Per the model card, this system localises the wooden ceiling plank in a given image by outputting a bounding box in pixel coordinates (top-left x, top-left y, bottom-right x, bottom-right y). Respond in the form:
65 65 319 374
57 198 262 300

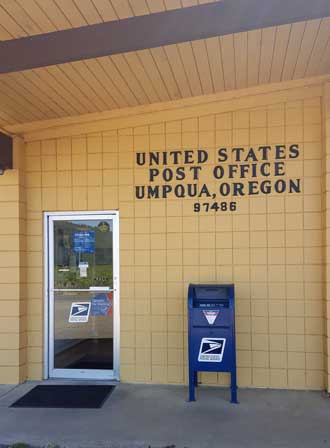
305 18 330 77
205 36 225 92
220 34 236 91
145 0 166 13
53 0 87 27
258 27 276 85
84 58 128 107
164 44 192 98
57 63 104 112
2 74 56 119
7 77 325 137
234 31 248 90
0 97 40 124
34 0 72 30
128 0 150 16
0 4 27 38
318 32 330 75
0 84 40 122
32 67 88 115
150 46 181 100
6 72 61 118
247 29 261 87
90 0 118 21
24 68 77 115
21 81 71 118
72 0 103 25
110 0 133 19
15 0 57 33
136 49 170 102
111 53 149 104
70 60 116 109
177 41 203 97
163 0 181 10
0 0 42 35
0 108 21 125
182 0 198 6
46 65 100 113
281 22 306 81
97 56 139 107
0 23 13 40
294 19 322 79
124 51 160 103
270 24 291 83
0 111 16 126
192 40 214 94
0 75 48 120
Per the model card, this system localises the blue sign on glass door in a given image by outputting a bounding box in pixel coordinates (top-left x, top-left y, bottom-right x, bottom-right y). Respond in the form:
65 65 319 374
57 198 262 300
73 231 95 254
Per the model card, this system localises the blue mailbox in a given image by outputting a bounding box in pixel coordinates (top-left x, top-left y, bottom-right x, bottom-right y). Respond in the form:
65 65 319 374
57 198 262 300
188 283 238 403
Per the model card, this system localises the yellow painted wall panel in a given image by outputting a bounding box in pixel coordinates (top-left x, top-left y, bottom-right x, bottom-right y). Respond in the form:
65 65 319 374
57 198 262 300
0 334 22 351
27 363 43 380
0 366 21 384
0 252 20 268
0 349 25 367
12 80 329 389
0 139 26 383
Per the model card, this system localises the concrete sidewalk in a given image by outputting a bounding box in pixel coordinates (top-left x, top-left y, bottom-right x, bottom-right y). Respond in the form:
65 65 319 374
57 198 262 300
0 382 329 448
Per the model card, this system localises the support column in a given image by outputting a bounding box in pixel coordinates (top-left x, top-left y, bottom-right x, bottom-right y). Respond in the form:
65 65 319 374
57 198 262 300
0 136 26 384
323 82 330 392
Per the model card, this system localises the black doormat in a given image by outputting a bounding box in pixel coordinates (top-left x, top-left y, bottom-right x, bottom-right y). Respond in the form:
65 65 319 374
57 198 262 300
10 385 115 408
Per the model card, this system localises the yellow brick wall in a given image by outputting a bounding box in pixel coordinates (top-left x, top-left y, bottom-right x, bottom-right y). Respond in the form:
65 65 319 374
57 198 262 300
0 137 26 384
323 82 330 391
22 84 325 389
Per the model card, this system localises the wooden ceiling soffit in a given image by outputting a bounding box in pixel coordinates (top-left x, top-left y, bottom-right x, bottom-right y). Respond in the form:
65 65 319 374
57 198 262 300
0 0 330 74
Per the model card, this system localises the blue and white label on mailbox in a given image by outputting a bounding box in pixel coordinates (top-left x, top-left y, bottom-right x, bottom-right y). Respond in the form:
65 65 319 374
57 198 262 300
198 338 226 362
73 231 95 254
203 310 219 325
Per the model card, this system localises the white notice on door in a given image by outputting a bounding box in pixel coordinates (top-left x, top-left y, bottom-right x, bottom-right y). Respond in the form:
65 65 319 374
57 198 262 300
79 261 89 278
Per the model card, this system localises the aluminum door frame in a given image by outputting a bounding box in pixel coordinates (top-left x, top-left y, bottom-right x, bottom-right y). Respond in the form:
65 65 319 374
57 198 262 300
44 211 120 380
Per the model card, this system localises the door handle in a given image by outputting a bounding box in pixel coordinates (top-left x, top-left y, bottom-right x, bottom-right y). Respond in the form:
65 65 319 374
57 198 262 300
52 288 113 292
89 287 113 292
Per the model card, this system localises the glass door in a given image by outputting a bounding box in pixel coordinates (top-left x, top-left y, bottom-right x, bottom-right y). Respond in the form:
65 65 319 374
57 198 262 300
46 212 119 380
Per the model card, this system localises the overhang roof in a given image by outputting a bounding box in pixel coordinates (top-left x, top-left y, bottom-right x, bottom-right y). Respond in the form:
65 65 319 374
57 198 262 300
0 0 329 132
0 0 220 40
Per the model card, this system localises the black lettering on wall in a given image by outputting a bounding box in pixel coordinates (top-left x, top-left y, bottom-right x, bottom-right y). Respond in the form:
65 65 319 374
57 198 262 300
135 145 302 201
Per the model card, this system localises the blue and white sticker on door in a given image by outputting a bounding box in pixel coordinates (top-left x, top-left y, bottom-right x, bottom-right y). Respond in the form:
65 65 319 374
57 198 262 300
68 294 112 323
69 302 91 323
91 293 113 316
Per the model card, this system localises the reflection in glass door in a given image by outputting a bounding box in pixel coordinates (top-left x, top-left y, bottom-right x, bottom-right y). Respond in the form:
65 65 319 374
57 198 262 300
45 212 119 380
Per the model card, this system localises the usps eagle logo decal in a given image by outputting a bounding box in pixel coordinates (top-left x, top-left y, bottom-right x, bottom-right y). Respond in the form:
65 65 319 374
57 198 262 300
198 338 226 362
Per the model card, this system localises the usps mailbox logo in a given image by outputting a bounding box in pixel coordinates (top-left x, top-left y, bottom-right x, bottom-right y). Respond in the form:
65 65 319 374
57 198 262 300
69 302 91 323
198 338 226 362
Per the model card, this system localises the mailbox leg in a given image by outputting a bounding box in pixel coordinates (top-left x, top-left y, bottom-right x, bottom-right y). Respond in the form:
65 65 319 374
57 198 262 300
230 370 238 404
194 371 198 387
189 368 196 401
